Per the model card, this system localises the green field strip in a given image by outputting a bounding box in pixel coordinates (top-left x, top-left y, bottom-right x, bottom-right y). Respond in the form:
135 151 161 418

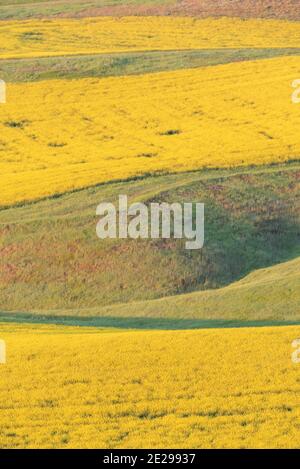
0 0 174 20
1 48 300 82
1 312 300 330
0 162 299 317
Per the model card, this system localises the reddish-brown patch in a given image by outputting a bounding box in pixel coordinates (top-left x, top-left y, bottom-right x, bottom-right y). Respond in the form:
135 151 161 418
54 1 300 20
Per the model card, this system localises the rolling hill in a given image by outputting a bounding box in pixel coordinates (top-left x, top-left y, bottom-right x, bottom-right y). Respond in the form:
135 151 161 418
0 163 299 319
91 255 300 324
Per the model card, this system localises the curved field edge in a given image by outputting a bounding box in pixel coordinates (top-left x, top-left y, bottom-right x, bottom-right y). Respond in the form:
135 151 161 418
1 56 300 206
0 323 299 448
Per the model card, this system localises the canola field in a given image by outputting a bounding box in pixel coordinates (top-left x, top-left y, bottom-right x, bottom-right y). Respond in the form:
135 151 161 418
2 17 300 59
0 323 299 448
1 8 299 451
1 56 300 205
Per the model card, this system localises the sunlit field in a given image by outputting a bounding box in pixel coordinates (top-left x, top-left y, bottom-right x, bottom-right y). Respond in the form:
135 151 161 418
0 323 299 448
1 56 300 206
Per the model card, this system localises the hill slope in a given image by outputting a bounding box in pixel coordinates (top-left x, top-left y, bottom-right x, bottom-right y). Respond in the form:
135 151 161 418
92 255 300 323
0 163 299 315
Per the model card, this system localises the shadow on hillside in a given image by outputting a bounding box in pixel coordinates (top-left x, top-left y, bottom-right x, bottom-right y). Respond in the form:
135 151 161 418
0 312 299 330
0 163 299 312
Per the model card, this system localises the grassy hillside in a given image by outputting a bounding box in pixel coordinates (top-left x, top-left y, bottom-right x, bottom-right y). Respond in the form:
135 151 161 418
0 163 299 314
89 256 300 323
0 0 299 21
2 255 299 326
0 0 175 20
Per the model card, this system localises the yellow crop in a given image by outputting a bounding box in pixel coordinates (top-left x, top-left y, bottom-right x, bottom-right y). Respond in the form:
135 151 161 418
0 323 299 448
1 17 300 59
1 56 300 206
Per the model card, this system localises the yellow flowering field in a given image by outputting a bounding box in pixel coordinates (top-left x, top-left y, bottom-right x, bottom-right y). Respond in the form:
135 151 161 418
0 322 299 448
1 17 300 59
1 56 300 205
